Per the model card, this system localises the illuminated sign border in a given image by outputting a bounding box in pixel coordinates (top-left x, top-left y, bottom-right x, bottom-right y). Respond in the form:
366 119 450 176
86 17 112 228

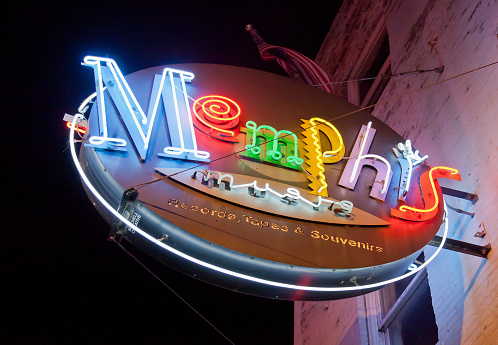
69 115 449 293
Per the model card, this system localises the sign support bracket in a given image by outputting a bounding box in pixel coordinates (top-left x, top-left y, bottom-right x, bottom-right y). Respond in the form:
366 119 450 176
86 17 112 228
441 186 479 204
428 235 491 258
430 186 489 257
109 188 139 243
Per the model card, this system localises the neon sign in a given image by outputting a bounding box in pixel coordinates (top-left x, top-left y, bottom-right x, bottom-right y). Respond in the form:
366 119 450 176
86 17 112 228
77 55 454 217
338 122 393 202
83 56 209 162
239 121 303 170
67 58 461 300
301 117 345 197
393 140 428 202
391 166 461 221
69 116 452 294
192 95 241 142
77 56 455 215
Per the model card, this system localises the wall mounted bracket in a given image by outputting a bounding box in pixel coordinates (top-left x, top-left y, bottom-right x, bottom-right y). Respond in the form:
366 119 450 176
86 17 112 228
109 188 139 243
475 222 487 238
441 186 479 204
429 235 491 258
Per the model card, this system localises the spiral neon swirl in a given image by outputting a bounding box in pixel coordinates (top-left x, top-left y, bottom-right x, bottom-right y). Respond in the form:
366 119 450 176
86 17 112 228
192 95 241 141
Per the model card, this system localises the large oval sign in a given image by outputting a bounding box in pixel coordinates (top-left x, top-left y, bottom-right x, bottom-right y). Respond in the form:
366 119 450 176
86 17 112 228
72 58 457 300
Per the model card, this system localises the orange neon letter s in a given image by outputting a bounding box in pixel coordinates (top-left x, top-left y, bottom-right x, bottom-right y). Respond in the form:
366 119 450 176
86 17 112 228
391 166 461 221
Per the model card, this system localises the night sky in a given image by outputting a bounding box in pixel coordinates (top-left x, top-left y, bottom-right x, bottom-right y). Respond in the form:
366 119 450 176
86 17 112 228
6 1 343 344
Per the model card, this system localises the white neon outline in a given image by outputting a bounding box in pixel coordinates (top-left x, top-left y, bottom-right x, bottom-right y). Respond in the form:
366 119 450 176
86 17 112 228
180 72 199 152
77 90 103 114
396 140 428 193
70 114 448 292
204 171 351 212
350 122 391 194
84 56 143 148
350 122 371 183
161 69 210 160
83 57 208 160
169 71 185 150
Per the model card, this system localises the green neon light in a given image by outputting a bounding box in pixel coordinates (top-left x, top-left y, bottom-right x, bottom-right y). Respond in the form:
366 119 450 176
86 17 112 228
240 121 303 170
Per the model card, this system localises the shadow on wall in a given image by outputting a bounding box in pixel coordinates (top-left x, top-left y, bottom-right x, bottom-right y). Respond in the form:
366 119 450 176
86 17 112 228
427 202 487 345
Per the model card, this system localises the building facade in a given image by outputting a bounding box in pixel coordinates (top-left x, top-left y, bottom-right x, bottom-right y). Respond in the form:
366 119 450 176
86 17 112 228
295 0 498 344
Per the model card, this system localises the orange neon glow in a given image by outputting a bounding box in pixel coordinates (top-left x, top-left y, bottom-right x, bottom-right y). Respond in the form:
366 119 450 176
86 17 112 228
391 166 461 222
66 122 87 134
192 95 241 142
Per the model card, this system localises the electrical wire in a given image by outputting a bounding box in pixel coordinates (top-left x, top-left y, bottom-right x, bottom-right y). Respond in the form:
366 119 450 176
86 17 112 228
312 66 445 87
112 238 236 345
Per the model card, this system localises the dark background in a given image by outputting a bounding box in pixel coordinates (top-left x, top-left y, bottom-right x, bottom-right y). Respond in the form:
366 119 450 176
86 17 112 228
5 1 343 343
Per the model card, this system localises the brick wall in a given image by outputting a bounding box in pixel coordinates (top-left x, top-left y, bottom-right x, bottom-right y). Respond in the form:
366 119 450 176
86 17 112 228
296 0 498 344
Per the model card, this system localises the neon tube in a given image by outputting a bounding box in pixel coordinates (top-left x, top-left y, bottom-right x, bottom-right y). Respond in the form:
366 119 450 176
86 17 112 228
66 121 87 134
77 91 101 114
309 117 344 157
84 57 207 161
203 170 351 212
359 154 392 194
70 114 449 292
396 140 428 194
309 122 328 193
161 69 210 161
400 167 458 216
392 166 460 221
301 117 344 196
192 95 241 138
349 122 391 194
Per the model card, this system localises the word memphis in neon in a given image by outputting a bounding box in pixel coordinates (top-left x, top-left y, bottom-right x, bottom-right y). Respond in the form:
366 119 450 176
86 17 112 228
70 56 460 222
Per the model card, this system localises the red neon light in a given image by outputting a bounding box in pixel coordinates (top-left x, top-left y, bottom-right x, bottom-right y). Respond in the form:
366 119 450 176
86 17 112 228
192 95 241 142
66 122 87 134
391 166 461 221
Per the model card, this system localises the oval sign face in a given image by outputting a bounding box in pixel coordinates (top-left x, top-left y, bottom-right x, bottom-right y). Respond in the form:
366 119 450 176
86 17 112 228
78 60 451 300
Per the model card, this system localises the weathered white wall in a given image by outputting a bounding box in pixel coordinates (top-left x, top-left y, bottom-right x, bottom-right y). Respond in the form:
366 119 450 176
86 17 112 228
315 0 390 99
378 1 498 344
294 299 361 344
296 0 498 344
